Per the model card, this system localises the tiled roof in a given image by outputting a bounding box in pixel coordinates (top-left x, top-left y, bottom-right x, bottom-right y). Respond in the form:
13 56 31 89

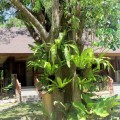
82 30 120 56
0 27 119 55
84 45 120 56
0 27 34 53
94 47 120 54
84 44 120 53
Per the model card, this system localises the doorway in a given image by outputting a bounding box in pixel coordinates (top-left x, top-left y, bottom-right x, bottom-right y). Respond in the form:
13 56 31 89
14 61 26 86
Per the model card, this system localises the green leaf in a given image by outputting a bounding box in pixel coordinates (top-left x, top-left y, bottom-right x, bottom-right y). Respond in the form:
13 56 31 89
55 31 66 48
48 77 72 92
51 64 58 74
71 55 79 66
56 77 63 88
62 78 72 87
44 62 51 74
73 102 87 113
50 44 57 64
67 44 79 55
73 102 87 117
64 46 71 68
71 15 80 29
82 93 93 104
55 39 61 48
92 95 119 117
48 86 57 92
48 78 57 85
93 108 109 117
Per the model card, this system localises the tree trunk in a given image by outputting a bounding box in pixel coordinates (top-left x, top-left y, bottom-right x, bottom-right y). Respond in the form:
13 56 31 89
53 90 64 120
72 74 81 102
41 91 53 119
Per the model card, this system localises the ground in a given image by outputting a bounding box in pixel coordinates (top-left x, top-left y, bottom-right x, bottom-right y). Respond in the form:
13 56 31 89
108 97 120 120
0 101 120 120
0 102 44 120
0 84 120 120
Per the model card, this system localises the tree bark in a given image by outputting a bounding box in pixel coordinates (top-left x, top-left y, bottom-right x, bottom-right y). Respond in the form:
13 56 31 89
50 0 60 42
53 90 64 120
41 92 53 119
72 73 81 102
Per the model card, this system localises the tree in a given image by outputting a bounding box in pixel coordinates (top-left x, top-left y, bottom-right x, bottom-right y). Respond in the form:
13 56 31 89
1 0 120 119
0 17 25 27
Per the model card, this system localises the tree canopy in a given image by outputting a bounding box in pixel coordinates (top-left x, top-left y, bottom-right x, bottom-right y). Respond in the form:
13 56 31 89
0 0 120 50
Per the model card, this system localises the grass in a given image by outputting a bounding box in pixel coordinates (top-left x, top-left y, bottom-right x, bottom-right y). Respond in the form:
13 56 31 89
0 97 120 120
0 102 46 120
0 103 15 109
110 106 120 120
117 95 120 100
108 99 120 120
105 107 120 120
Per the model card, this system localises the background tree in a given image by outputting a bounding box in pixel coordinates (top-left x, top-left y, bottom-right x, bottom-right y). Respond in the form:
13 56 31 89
1 0 120 119
0 17 25 27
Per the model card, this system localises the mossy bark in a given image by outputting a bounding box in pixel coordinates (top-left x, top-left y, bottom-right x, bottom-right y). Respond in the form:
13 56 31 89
41 92 53 119
72 74 81 102
53 90 64 120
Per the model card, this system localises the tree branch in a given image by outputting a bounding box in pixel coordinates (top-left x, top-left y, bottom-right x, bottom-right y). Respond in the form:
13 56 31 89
11 0 48 41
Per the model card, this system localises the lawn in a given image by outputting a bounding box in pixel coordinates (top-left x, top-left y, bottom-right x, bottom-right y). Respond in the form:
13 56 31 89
110 104 120 120
0 99 120 120
0 103 14 110
108 99 120 120
0 102 45 120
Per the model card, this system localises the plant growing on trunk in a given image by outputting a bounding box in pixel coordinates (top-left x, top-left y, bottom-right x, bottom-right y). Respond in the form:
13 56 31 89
1 0 119 119
48 77 73 92
29 33 119 119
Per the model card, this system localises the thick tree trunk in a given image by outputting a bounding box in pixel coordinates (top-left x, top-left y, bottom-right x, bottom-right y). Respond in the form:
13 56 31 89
53 64 76 119
53 90 64 120
72 74 81 102
41 92 53 119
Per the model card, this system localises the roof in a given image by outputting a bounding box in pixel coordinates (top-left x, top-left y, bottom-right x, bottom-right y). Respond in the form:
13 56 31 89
0 27 119 55
0 27 34 53
94 47 120 54
84 45 120 56
81 31 120 56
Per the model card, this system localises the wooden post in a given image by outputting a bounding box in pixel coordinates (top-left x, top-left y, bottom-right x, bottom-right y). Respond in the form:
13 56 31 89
15 75 22 102
107 76 114 94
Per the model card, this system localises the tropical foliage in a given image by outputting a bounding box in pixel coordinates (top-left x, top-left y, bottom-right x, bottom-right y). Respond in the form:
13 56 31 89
28 32 119 119
0 0 120 119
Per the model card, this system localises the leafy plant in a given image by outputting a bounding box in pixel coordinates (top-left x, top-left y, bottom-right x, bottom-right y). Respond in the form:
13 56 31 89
29 34 118 119
67 95 119 120
48 77 72 92
91 95 119 117
3 83 13 93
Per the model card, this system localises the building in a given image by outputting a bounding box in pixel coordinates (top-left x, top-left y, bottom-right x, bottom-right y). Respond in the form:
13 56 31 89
82 30 120 83
0 27 34 89
95 48 120 83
